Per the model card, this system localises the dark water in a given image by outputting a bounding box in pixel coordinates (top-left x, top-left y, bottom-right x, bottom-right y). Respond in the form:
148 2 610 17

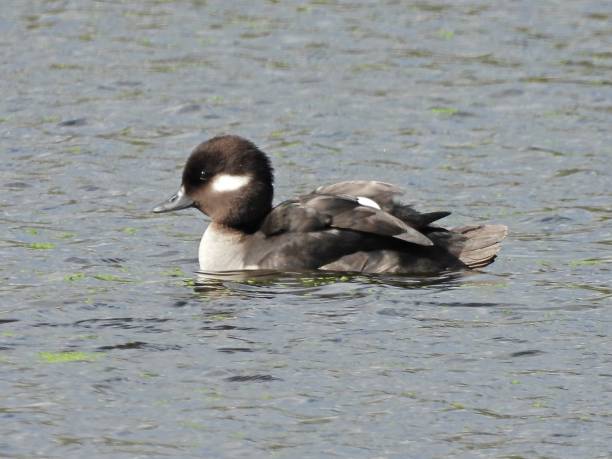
2 1 611 457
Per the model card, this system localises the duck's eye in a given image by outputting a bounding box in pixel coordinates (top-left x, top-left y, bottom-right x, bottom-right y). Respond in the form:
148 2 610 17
199 170 207 181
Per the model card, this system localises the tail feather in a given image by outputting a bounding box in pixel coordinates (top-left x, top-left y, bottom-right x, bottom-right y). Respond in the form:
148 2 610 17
392 205 451 229
452 224 508 269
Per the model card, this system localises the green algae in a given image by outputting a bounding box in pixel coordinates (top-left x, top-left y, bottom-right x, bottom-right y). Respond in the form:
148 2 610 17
64 273 86 282
39 351 101 363
431 107 459 115
26 242 56 250
93 274 132 283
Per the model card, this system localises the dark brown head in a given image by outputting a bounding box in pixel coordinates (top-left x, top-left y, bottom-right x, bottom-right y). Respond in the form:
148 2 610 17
153 135 274 232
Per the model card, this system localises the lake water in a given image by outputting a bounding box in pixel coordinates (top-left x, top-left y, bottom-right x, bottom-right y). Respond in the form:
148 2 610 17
2 1 611 458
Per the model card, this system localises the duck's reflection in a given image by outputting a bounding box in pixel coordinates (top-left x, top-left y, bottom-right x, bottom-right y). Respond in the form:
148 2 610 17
191 268 470 301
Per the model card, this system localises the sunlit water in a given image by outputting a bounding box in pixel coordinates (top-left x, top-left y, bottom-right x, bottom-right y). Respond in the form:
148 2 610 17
1 1 611 458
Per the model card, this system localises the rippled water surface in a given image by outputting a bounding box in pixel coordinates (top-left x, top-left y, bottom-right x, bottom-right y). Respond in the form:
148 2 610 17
2 1 611 458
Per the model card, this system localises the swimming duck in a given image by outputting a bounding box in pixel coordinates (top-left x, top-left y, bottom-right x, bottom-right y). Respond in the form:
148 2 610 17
153 135 507 273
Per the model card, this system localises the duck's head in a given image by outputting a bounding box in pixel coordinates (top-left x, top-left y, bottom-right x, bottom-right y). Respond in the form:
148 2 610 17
153 135 274 232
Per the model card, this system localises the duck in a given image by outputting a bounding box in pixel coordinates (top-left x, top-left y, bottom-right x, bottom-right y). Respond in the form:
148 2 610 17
153 135 508 274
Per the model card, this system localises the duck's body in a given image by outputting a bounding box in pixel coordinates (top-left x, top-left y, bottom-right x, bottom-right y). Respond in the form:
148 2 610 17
154 135 507 274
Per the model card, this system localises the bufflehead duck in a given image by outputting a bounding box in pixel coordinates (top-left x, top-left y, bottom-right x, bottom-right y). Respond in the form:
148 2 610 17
153 135 508 273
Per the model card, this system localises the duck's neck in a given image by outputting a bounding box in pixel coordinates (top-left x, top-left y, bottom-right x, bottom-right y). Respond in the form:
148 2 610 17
215 182 273 234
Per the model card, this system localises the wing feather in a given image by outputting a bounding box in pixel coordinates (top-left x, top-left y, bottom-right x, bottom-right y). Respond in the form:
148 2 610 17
260 194 432 246
314 181 450 229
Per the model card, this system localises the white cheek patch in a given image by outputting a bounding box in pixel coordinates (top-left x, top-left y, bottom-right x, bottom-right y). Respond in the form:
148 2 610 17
211 174 251 192
356 196 381 210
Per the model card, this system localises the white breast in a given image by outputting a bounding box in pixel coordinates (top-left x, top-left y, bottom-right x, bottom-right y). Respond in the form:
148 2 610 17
198 224 247 271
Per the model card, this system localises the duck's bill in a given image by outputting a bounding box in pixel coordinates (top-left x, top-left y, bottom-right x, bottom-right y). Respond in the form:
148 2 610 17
152 186 195 213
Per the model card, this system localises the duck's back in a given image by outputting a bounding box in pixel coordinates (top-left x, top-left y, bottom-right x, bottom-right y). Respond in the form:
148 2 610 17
227 182 508 274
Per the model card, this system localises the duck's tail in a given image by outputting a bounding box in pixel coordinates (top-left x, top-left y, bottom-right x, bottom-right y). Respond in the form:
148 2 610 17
452 224 508 269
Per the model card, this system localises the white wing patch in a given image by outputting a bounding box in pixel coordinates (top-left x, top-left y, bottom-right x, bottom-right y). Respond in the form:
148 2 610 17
356 196 381 210
211 174 251 192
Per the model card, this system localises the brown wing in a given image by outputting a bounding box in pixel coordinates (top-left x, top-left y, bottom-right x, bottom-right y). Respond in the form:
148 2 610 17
259 200 330 236
260 194 433 246
314 180 403 208
314 180 450 229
